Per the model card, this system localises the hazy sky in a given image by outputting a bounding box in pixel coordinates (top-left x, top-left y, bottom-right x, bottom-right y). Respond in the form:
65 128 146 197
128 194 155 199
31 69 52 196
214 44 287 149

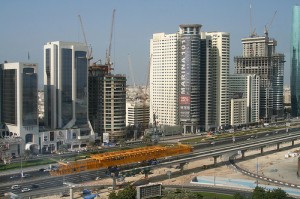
0 0 297 88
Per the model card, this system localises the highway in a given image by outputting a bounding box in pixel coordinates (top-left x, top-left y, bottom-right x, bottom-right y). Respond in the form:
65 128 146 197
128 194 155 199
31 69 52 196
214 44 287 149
0 127 299 197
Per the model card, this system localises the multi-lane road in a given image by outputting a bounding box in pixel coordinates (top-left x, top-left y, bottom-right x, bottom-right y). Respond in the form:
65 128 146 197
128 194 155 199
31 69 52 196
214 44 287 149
1 126 300 197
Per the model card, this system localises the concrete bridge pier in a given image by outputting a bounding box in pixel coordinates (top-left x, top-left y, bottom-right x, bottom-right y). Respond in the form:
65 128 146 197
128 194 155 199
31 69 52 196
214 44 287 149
69 187 73 199
179 162 187 174
277 143 280 151
241 150 247 159
260 146 264 154
111 173 117 190
213 156 219 166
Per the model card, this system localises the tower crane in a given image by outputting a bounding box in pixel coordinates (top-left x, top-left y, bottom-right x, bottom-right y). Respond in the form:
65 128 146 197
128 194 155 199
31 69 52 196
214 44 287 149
78 15 93 60
264 10 277 36
105 9 116 71
127 54 136 87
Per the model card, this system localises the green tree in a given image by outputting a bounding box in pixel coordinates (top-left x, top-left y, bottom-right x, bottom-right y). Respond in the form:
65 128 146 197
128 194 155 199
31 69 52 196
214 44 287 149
23 149 31 160
142 133 152 145
161 190 203 199
108 191 118 199
234 192 246 199
267 188 289 199
252 186 266 199
108 185 136 199
118 185 136 199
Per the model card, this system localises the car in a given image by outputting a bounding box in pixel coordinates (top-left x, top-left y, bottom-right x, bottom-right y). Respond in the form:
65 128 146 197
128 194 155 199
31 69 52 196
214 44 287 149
95 177 102 181
31 184 39 189
21 187 31 192
39 168 46 172
10 175 18 179
11 185 21 190
22 174 31 178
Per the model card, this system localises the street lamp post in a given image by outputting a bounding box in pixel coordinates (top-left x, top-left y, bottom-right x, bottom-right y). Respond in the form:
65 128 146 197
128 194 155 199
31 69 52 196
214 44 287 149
256 157 259 187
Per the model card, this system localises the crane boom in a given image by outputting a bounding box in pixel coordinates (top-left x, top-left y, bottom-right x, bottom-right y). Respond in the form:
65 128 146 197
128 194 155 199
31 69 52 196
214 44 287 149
264 10 277 35
78 15 92 60
106 9 116 68
128 54 136 87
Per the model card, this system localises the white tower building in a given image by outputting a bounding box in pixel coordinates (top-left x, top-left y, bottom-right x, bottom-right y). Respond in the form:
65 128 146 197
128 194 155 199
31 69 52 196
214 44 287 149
150 33 179 127
206 32 230 129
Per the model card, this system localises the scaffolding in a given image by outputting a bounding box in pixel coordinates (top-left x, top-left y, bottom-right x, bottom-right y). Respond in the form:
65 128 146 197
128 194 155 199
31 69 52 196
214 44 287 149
50 144 192 176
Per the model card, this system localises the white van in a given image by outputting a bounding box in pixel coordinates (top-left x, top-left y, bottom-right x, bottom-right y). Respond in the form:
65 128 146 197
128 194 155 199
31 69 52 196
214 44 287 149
11 185 21 190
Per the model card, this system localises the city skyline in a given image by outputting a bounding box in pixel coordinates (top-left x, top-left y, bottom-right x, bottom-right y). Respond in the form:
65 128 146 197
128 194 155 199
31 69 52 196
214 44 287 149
0 0 297 88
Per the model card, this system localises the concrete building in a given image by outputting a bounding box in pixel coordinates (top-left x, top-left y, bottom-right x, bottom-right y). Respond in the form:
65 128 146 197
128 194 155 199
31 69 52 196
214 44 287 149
88 64 126 143
229 74 260 124
205 32 230 130
150 32 179 127
102 74 126 143
150 25 230 132
235 32 285 122
0 62 39 156
43 41 93 151
284 87 291 105
126 101 149 127
291 5 300 117
230 98 248 126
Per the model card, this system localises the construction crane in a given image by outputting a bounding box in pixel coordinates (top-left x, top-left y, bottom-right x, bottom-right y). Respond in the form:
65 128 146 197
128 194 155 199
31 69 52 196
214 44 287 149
105 9 116 71
264 10 277 36
50 144 192 176
78 15 93 60
141 54 152 130
127 54 136 87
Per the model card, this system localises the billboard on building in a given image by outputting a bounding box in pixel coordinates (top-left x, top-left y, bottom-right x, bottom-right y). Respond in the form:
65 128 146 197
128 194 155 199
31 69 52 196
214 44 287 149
179 36 191 121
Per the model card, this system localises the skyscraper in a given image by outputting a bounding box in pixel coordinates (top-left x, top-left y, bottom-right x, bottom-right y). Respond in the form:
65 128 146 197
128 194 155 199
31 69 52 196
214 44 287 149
205 32 230 130
235 32 284 122
150 25 229 132
291 5 300 117
44 41 92 137
0 62 39 148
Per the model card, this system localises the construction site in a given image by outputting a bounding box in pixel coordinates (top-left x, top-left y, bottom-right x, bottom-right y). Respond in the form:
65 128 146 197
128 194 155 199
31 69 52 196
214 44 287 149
50 144 192 176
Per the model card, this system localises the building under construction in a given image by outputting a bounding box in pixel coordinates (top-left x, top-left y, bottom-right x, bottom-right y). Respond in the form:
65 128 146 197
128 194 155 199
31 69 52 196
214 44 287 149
88 64 126 144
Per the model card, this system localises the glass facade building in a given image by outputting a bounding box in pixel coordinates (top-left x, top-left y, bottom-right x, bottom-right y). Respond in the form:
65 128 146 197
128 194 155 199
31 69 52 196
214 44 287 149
0 62 39 145
291 5 300 117
43 41 91 138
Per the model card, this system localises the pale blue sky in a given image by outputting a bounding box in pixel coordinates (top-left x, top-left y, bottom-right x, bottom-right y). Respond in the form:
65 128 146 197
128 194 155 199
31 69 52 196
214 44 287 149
0 0 297 88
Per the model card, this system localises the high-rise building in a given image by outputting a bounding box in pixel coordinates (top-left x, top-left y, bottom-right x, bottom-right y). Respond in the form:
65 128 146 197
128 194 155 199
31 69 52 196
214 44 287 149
44 41 92 139
234 33 284 122
229 74 260 124
291 5 300 117
150 25 229 132
205 32 230 130
150 32 179 127
88 64 126 143
0 62 39 150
